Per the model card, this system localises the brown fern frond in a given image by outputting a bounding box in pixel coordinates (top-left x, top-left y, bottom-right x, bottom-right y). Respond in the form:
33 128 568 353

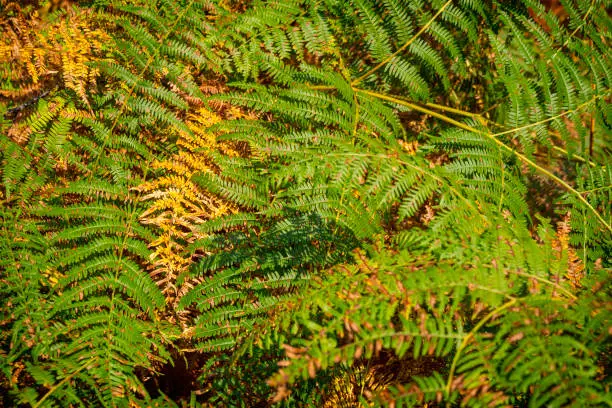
553 212 585 289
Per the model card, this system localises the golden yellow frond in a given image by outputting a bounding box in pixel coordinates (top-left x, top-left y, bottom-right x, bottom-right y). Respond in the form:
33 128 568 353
0 6 108 106
139 107 238 304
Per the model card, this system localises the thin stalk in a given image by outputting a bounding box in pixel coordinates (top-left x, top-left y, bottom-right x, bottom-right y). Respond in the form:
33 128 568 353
551 146 596 167
34 360 94 408
490 95 604 137
423 104 598 167
510 271 578 301
421 101 482 118
445 298 517 396
355 88 612 233
550 0 596 61
487 136 611 233
351 0 453 86
355 88 479 133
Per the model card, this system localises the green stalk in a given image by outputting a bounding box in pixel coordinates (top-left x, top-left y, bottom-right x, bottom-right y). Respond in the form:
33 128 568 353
355 88 612 233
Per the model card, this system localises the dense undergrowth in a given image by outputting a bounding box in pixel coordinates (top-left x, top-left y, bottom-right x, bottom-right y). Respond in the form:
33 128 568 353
0 0 610 406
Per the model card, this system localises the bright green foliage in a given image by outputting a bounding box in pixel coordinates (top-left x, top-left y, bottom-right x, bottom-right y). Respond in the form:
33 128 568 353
259 222 610 407
1 0 610 407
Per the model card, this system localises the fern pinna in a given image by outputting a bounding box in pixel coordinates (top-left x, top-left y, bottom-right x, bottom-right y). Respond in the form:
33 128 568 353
1 0 611 407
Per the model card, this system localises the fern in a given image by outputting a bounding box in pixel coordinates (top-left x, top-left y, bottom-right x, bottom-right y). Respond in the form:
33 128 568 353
261 217 609 407
1 0 610 406
180 0 611 405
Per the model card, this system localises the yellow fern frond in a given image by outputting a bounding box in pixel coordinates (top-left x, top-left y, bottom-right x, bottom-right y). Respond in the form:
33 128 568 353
0 6 108 106
139 107 238 304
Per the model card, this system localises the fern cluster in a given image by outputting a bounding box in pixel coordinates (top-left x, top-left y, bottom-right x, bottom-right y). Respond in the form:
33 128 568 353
1 0 216 405
1 0 610 406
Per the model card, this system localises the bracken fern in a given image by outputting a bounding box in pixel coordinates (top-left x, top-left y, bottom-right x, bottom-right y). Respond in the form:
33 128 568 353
1 0 610 406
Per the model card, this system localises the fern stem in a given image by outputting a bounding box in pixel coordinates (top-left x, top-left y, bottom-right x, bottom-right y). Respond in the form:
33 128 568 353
419 108 597 167
509 271 578 300
580 185 612 194
551 146 596 167
489 95 606 138
355 89 612 233
445 298 517 397
351 0 453 86
355 88 482 133
423 105 597 167
487 138 611 233
420 101 481 119
34 360 94 408
307 85 336 91
550 0 596 61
